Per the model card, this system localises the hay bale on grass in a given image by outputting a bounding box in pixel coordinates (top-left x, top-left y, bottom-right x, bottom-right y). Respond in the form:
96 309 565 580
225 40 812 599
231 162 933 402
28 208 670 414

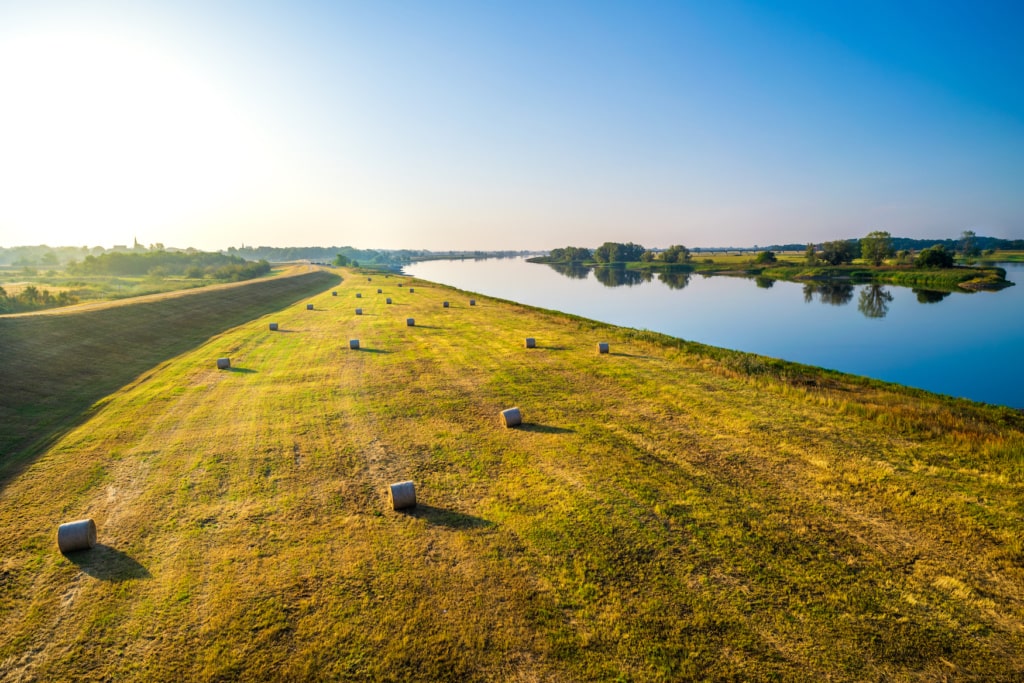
407 318 415 326
598 342 610 354
409 288 414 293
306 303 314 310
349 339 360 350
217 358 231 369
269 323 279 331
332 291 338 296
525 337 536 348
388 481 416 510
57 519 96 553
443 301 450 308
501 407 522 428
386 297 392 304
356 292 362 298
377 288 383 294
470 299 476 306
356 308 363 315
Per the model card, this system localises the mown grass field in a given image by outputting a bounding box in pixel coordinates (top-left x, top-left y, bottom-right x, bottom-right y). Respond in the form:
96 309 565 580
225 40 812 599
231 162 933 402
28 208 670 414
1 267 1022 681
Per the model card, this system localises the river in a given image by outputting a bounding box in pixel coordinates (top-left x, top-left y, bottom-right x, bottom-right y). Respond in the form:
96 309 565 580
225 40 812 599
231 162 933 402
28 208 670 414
404 257 1024 409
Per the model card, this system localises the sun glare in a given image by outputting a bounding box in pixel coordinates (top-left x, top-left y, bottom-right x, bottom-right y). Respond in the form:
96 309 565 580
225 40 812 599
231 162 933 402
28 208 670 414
0 29 267 246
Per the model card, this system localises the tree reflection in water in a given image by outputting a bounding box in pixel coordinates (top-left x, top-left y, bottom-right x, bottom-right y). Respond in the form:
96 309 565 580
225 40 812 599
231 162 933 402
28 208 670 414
545 262 591 279
802 282 855 306
754 276 775 289
858 284 894 318
658 270 691 290
913 288 951 304
592 266 651 287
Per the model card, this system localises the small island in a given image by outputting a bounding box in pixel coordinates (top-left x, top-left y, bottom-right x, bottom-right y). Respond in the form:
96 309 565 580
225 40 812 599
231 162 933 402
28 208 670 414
529 231 1016 292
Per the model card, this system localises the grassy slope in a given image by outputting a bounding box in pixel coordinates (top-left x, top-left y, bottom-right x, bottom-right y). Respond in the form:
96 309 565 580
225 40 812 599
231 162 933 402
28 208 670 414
0 266 341 475
1 269 1022 681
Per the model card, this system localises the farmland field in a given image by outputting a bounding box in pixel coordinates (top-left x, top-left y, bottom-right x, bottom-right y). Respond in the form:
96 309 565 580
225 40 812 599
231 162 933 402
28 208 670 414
1 267 1022 681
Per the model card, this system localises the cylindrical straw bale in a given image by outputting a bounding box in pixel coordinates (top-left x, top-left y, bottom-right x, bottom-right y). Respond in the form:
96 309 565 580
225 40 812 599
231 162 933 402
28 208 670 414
368 277 372 281
443 301 450 308
269 323 279 331
598 342 610 354
469 299 476 306
501 407 522 428
349 339 360 350
377 288 383 294
525 337 536 348
217 358 231 369
355 308 363 315
356 292 362 298
306 303 314 310
332 291 338 296
388 481 417 510
409 288 414 293
386 297 392 304
57 519 97 553
407 318 415 326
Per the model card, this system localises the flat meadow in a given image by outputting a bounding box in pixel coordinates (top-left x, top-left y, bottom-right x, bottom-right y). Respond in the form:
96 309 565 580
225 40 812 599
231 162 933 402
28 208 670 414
1 267 1022 681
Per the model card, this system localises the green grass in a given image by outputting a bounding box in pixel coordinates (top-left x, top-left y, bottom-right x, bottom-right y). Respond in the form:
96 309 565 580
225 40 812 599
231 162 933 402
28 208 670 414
1 269 1022 681
0 266 340 475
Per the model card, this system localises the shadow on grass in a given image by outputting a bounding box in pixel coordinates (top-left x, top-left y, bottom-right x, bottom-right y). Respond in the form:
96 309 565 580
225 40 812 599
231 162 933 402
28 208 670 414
272 329 301 333
519 423 576 434
409 324 443 329
542 345 570 351
228 367 258 374
399 504 493 529
610 352 653 359
65 544 152 582
356 348 391 354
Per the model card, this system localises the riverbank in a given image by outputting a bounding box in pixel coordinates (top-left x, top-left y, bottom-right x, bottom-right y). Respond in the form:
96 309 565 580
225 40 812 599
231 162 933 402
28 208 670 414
1 267 1022 680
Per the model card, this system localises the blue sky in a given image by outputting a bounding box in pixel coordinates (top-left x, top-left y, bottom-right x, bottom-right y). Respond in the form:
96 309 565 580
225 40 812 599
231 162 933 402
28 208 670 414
0 0 1021 250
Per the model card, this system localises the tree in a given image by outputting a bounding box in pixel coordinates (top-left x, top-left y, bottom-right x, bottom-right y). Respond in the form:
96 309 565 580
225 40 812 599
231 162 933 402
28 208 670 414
333 253 351 267
753 250 777 264
860 231 893 266
961 230 980 257
915 245 955 268
820 240 854 265
804 243 818 265
593 242 645 263
661 244 690 263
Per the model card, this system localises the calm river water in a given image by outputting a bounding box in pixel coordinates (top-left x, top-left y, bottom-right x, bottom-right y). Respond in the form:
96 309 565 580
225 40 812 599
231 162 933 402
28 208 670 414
404 257 1024 409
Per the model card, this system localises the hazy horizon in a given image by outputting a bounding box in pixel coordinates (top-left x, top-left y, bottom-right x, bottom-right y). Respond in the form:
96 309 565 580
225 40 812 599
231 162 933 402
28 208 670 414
2 1 1022 251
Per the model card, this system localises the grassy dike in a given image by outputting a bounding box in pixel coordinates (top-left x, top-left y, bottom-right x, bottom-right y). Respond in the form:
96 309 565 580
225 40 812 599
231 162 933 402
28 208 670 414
1 268 1022 681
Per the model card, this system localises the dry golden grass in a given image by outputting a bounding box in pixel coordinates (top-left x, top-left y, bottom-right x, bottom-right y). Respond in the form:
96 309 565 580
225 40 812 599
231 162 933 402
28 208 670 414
1 268 1022 681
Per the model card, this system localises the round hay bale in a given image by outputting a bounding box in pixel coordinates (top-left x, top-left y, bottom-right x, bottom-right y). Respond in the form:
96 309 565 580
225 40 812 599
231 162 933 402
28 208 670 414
356 292 362 298
388 481 416 510
409 288 414 293
306 303 314 310
443 301 450 308
368 277 372 281
332 291 338 296
386 297 392 304
217 357 231 369
501 407 522 428
407 318 415 326
469 299 476 306
269 323 279 331
349 339 360 350
377 288 383 294
355 308 363 315
598 342 610 354
525 337 536 348
57 518 97 554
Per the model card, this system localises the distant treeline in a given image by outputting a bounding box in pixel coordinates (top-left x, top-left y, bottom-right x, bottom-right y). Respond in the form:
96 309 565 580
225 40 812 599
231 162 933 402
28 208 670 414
763 236 1024 253
226 246 533 267
68 251 271 281
0 285 78 314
